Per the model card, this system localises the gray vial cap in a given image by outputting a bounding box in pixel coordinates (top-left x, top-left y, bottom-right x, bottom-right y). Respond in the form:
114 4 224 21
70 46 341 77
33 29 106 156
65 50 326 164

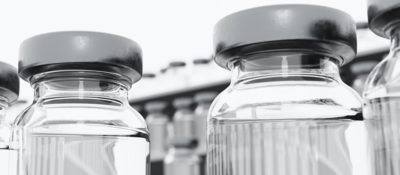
19 31 143 83
142 73 156 78
160 68 168 74
368 0 400 38
214 4 357 70
193 58 211 65
169 61 186 67
0 62 19 103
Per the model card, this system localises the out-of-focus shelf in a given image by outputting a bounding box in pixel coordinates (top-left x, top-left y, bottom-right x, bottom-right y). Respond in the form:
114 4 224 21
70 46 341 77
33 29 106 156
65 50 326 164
129 78 230 104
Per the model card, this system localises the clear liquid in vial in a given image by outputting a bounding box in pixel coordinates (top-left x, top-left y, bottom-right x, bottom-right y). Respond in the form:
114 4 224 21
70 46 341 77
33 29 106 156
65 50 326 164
0 148 18 175
364 97 400 175
0 121 17 175
22 133 149 175
208 106 366 175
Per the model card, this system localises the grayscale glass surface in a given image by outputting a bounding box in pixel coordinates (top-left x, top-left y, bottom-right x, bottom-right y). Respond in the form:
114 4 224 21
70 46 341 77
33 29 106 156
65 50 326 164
11 71 149 175
208 53 365 175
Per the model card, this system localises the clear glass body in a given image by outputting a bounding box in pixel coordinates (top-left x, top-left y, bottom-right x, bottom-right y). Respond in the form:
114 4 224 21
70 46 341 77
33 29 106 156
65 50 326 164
146 111 168 161
0 98 10 148
363 31 400 175
164 147 200 175
11 71 149 175
0 98 15 175
207 52 365 175
194 102 210 155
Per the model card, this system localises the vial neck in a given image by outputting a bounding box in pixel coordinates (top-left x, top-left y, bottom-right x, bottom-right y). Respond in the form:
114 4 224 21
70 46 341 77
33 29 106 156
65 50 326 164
31 71 132 102
229 52 341 84
390 29 400 53
0 97 8 119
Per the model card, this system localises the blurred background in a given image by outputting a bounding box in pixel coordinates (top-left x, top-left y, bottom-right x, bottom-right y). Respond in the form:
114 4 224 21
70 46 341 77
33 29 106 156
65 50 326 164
0 1 390 175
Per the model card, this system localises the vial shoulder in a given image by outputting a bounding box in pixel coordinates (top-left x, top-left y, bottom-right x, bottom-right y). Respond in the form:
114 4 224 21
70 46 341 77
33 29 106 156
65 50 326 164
13 101 148 133
209 81 362 120
364 57 400 99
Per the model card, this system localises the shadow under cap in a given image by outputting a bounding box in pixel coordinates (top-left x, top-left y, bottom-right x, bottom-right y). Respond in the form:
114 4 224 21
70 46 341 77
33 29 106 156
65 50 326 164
0 62 19 103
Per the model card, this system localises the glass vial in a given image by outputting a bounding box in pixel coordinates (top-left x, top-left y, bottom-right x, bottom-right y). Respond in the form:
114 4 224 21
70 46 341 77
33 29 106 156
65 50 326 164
164 97 200 175
194 92 218 155
172 97 196 141
13 31 149 175
0 62 19 175
365 1 400 174
145 101 169 161
164 139 200 175
208 5 364 175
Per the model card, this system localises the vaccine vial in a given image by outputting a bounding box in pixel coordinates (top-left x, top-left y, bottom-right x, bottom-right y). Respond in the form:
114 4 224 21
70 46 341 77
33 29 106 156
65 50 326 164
208 5 364 175
164 97 200 175
365 0 400 174
194 92 218 155
13 31 149 175
0 62 19 175
172 97 196 141
145 101 169 161
164 138 200 175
